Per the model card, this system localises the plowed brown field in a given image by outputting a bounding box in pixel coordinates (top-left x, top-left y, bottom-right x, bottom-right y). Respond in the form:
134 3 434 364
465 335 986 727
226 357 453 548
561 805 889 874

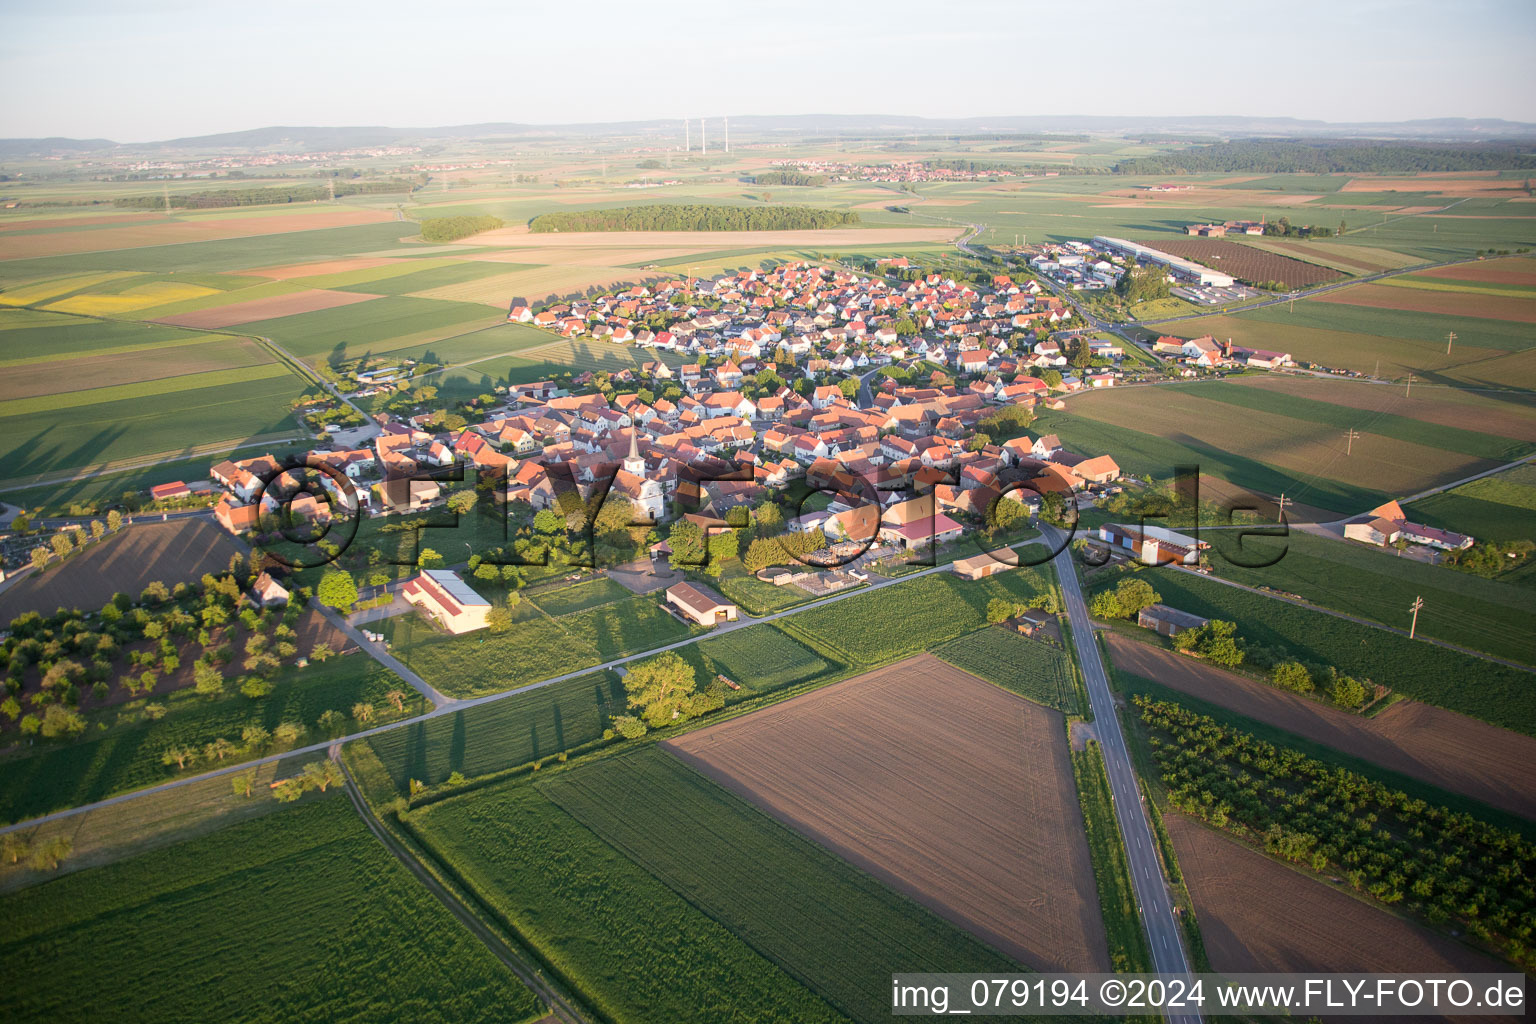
1167 815 1515 1023
1411 257 1536 287
666 653 1109 973
154 288 380 328
1110 636 1536 819
1313 282 1536 322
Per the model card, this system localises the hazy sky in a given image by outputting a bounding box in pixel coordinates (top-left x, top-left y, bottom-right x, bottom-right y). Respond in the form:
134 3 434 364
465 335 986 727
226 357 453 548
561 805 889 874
4 0 1534 140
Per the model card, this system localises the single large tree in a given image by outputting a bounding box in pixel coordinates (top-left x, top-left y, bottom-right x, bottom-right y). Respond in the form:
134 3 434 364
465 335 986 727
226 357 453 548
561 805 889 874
316 570 359 612
623 651 698 728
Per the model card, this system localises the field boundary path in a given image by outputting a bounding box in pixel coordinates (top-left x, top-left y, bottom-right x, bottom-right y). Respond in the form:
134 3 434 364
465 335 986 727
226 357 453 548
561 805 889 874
315 604 456 706
1047 525 1202 1023
333 748 592 1024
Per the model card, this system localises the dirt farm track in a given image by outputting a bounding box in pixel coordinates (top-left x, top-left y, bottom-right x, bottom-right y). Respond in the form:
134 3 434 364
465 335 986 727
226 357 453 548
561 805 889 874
1109 636 1536 820
666 653 1110 973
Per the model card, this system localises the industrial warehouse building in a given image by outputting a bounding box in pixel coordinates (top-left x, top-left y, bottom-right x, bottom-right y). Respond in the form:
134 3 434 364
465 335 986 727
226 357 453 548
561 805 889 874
1092 236 1236 288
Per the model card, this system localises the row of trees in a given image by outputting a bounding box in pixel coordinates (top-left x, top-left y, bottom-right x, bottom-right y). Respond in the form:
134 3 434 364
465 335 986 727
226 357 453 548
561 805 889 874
610 650 727 736
112 179 413 209
528 204 860 233
419 215 504 242
1114 141 1536 175
1139 696 1536 967
752 170 826 186
26 509 125 573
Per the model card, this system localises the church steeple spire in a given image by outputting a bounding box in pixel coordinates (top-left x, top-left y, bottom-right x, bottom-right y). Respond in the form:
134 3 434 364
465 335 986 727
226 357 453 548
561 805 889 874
622 428 645 476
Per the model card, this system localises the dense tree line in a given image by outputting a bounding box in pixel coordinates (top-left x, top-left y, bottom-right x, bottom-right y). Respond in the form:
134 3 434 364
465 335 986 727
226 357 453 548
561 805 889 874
1139 696 1535 968
752 171 827 186
1115 262 1171 303
420 215 504 242
528 204 860 233
1114 141 1536 175
112 178 414 209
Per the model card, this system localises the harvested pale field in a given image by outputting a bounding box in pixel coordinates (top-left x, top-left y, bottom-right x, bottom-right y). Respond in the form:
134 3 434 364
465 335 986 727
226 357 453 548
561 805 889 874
1167 816 1516 1024
245 257 403 280
1111 637 1536 820
1414 256 1536 287
1067 386 1495 497
1096 189 1323 207
0 519 244 623
666 654 1109 973
468 246 687 267
154 288 381 328
462 225 962 249
1313 282 1536 322
420 265 662 307
1235 375 1536 443
0 208 395 260
851 198 975 209
0 337 273 401
1239 238 1417 273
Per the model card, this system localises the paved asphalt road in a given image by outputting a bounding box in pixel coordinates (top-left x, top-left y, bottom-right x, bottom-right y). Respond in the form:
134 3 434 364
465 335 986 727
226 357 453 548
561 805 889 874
1048 526 1202 1021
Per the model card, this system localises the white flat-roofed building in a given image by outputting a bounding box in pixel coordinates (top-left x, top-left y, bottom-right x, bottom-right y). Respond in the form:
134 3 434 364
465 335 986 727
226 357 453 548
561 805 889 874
1091 236 1236 288
402 568 492 634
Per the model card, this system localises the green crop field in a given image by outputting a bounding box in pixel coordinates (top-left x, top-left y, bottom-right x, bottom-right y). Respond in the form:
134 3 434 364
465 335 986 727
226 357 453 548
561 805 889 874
0 370 307 486
531 577 631 616
717 572 814 615
383 593 695 698
539 747 1023 1024
692 622 840 695
1030 408 1383 515
1106 569 1536 737
0 310 221 365
935 627 1081 713
1406 464 1536 546
0 797 542 1024
1205 531 1536 664
1192 381 1532 463
238 294 501 363
0 222 412 281
0 655 422 826
329 259 520 296
781 568 1055 666
1052 386 1502 512
403 778 849 1024
365 670 625 792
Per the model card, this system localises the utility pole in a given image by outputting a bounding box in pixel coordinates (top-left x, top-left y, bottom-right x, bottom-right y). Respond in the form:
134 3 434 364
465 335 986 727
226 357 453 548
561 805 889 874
685 119 690 153
701 118 707 157
162 181 171 215
1405 372 1416 397
724 115 729 154
1445 331 1457 355
327 176 335 201
1408 595 1424 639
1343 428 1360 455
1275 493 1292 523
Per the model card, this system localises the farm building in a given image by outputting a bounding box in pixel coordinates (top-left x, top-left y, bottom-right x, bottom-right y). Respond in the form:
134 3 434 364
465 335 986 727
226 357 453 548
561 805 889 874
402 569 492 634
665 582 738 627
1010 607 1056 637
149 481 191 502
1098 523 1207 566
1137 604 1209 637
951 549 1019 580
1344 500 1473 552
